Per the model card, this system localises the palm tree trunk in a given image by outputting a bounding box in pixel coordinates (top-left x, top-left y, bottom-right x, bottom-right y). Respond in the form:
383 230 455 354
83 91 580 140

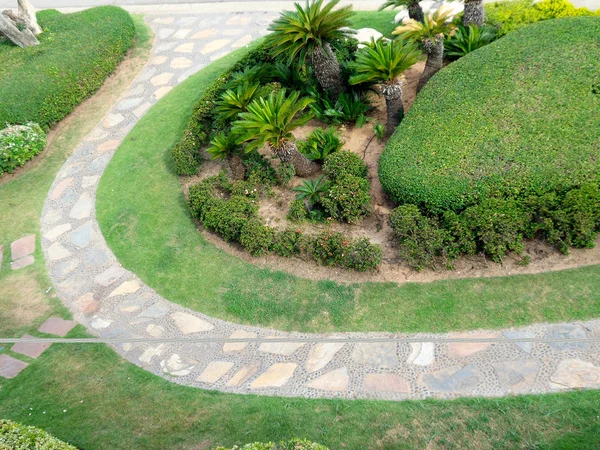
271 141 319 177
417 37 444 92
311 43 346 99
463 0 485 27
228 154 246 180
408 2 425 23
381 82 404 137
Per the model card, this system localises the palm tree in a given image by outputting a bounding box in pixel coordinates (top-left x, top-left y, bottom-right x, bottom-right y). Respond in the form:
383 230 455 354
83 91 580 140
215 82 263 121
232 89 319 177
207 132 246 180
349 38 420 136
394 6 456 92
267 0 354 98
463 0 485 27
293 175 331 211
379 0 424 23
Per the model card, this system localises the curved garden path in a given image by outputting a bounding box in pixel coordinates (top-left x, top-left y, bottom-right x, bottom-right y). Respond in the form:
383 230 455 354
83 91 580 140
40 12 600 401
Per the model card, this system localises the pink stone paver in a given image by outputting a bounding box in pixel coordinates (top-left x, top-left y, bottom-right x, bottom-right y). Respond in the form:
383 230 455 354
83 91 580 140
11 334 51 358
11 255 34 270
10 234 35 260
50 177 73 200
38 317 77 337
0 354 28 379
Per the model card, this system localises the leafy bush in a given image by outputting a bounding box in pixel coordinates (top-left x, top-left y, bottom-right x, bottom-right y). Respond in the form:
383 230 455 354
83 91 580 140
276 162 296 186
308 230 350 266
243 151 278 187
293 176 331 209
215 438 328 450
287 199 308 222
321 174 371 223
444 25 497 60
308 88 372 125
202 195 258 241
0 123 46 175
188 177 218 218
298 127 344 162
344 237 382 271
323 151 368 182
272 229 304 257
0 419 77 450
0 7 135 130
215 82 265 121
379 17 600 213
240 219 276 256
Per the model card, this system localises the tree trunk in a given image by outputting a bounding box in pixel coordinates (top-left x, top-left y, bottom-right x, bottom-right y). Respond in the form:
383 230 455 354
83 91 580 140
463 0 485 27
18 0 42 35
0 13 38 47
417 37 444 92
381 82 404 137
228 154 246 180
270 141 319 177
408 2 425 23
311 42 346 99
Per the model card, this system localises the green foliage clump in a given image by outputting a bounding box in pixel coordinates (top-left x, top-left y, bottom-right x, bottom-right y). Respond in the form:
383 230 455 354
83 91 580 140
379 17 600 213
321 174 371 223
308 230 349 266
240 219 276 256
323 151 368 181
344 237 383 271
202 195 258 242
293 176 331 209
0 7 135 130
272 229 304 257
298 127 343 162
287 199 308 222
0 419 77 450
215 438 328 450
243 152 279 187
0 123 46 175
188 177 218 218
444 25 497 60
308 90 372 126
275 162 296 186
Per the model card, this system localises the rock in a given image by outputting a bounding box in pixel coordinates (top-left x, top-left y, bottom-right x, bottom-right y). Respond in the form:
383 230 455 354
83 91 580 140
69 221 95 248
306 342 345 373
447 332 498 358
161 354 196 377
545 324 589 351
503 330 536 353
197 361 234 383
422 363 484 394
251 363 297 389
306 367 349 392
139 344 166 363
223 330 257 352
94 267 126 287
11 234 35 260
258 338 304 356
492 359 541 394
108 280 141 298
407 342 435 366
171 312 214 334
43 223 71 241
351 343 398 368
226 364 260 387
363 373 410 393
550 359 600 390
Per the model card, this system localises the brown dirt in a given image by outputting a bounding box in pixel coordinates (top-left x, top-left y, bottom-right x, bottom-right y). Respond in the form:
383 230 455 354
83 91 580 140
185 62 600 285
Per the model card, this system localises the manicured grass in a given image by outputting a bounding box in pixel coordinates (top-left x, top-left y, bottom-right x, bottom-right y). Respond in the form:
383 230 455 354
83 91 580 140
349 10 398 37
0 7 135 130
379 17 600 212
0 339 599 449
97 12 600 334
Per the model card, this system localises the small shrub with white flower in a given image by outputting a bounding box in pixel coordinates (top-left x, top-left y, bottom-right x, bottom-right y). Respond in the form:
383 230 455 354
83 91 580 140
0 123 47 175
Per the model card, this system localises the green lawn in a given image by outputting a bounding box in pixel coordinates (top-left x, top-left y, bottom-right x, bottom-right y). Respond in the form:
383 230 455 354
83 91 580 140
96 13 600 334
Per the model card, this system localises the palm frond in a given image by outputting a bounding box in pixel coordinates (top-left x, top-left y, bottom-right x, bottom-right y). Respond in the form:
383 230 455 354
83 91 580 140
393 5 456 41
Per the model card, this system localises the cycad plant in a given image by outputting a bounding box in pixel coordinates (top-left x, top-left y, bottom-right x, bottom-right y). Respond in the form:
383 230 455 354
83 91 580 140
379 0 424 23
298 127 344 162
349 38 420 136
293 175 331 211
444 24 496 60
267 0 354 98
215 82 263 121
463 0 486 27
207 131 246 180
232 89 319 177
394 6 456 92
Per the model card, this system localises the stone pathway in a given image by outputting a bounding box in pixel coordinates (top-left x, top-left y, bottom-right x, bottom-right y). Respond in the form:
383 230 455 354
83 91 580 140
37 12 600 401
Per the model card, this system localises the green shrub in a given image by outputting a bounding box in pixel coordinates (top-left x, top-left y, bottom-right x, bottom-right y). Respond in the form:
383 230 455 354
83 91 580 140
379 17 600 213
0 419 77 450
323 151 368 182
0 123 46 175
287 199 308 222
298 127 344 162
444 25 497 60
215 438 328 450
308 89 372 125
272 229 304 257
240 219 276 256
188 177 218 219
276 162 296 186
231 179 260 199
0 7 135 130
321 174 371 223
344 237 382 271
243 151 278 187
202 195 258 241
308 230 349 266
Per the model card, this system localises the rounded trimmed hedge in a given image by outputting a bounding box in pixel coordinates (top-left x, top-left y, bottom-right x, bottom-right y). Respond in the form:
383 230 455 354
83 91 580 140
0 419 77 449
379 16 600 213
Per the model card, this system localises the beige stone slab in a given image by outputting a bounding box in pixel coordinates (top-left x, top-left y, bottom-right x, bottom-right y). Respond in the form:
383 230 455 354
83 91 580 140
226 16 250 25
251 363 297 389
154 86 173 100
139 344 166 363
223 330 257 352
173 29 191 39
170 57 193 69
151 72 174 86
200 39 231 54
197 361 234 383
448 332 499 358
171 311 214 334
150 55 168 65
174 42 194 53
97 139 120 154
550 359 600 390
191 28 217 39
363 373 410 393
109 280 141 297
43 223 72 241
407 342 435 366
226 363 260 387
306 342 345 373
258 338 304 356
47 242 71 261
146 323 165 338
306 367 349 392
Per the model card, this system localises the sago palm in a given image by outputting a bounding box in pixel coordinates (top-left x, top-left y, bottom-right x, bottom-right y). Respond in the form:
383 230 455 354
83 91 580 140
207 131 246 180
215 82 263 121
293 175 331 211
267 0 353 98
349 38 420 136
232 89 319 177
379 0 424 23
394 6 456 92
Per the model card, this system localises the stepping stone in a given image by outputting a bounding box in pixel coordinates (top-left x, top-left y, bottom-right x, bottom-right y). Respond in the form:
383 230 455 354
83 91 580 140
550 359 600 390
94 267 126 287
407 342 435 366
545 324 589 351
91 316 112 330
43 223 71 241
69 221 94 248
97 139 120 153
422 363 484 394
102 113 125 128
226 16 250 26
258 339 304 356
146 323 165 338
174 42 194 53
171 312 214 334
81 176 99 189
125 84 145 97
158 28 175 39
363 373 410 394
119 294 151 313
492 358 541 394
86 127 110 141
231 34 253 48
306 367 349 392
170 57 193 69
132 102 152 118
139 344 166 363
173 29 191 39
11 234 35 260
69 192 92 220
351 343 398 368
200 39 231 54
52 258 79 279
447 332 499 358
161 354 196 377
149 55 168 65
11 335 51 358
47 242 71 261
50 178 73 200
197 361 234 383
38 317 76 337
42 209 62 225
109 280 141 297
11 256 34 270
0 354 28 379
82 245 109 267
226 363 260 387
251 363 297 389
154 86 172 100
223 330 256 352
503 330 536 353
151 72 174 86
75 293 99 315
154 43 177 54
191 28 217 39
138 302 170 319
306 342 345 373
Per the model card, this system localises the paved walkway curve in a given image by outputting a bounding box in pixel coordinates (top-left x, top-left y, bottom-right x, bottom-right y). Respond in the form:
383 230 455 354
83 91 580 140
40 12 600 401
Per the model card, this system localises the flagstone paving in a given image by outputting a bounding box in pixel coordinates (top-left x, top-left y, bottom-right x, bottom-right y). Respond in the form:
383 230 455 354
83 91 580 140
37 12 600 401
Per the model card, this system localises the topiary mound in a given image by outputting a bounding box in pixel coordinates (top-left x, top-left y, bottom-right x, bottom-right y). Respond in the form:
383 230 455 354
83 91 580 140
0 419 77 449
379 16 600 213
